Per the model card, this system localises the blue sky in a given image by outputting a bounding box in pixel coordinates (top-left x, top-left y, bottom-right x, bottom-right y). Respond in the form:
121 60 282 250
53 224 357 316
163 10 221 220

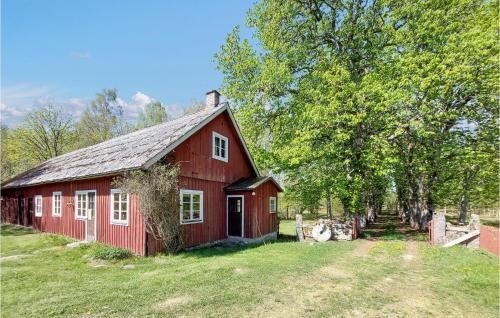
1 0 255 126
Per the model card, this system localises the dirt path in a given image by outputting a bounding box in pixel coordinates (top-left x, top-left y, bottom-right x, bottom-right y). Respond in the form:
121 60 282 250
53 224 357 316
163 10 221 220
249 213 428 317
352 240 376 257
362 212 419 240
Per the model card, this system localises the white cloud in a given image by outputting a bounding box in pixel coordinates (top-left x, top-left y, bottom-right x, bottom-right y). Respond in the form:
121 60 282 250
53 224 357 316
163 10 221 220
119 92 154 119
0 85 189 127
1 84 53 126
0 103 24 117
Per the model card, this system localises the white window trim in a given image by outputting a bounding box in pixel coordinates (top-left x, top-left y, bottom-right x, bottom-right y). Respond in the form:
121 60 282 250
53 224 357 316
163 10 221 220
110 189 129 226
52 191 62 217
74 190 93 220
180 189 204 224
269 196 277 213
212 131 229 162
34 195 43 217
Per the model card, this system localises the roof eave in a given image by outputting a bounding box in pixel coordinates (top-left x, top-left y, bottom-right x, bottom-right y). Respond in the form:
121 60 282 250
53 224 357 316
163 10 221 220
1 167 142 190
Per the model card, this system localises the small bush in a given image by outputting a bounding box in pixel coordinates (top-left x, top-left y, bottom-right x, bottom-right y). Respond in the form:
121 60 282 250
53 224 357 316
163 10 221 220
89 244 133 260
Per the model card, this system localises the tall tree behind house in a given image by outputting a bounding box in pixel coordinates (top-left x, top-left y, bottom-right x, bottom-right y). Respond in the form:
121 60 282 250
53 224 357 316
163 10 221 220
75 88 128 148
135 101 169 130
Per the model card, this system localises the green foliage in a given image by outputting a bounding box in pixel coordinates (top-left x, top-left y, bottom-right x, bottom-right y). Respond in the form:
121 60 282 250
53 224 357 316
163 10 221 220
75 88 129 148
1 105 75 181
135 101 169 130
1 88 164 182
88 243 133 260
113 163 183 253
216 0 499 224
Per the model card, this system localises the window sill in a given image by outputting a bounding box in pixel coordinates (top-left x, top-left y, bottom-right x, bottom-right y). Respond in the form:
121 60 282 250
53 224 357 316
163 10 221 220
111 221 128 226
34 215 42 218
212 155 228 163
269 211 276 214
181 220 203 225
75 217 87 221
52 214 62 218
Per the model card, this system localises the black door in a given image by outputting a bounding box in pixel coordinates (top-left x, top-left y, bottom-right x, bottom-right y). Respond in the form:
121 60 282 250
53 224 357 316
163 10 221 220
27 198 33 226
17 196 24 225
228 197 243 237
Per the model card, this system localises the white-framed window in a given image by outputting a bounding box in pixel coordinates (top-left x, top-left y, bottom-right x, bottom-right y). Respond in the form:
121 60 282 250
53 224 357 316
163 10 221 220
35 195 43 217
212 131 228 162
75 191 88 219
52 192 62 217
110 189 129 225
180 189 203 224
269 196 277 213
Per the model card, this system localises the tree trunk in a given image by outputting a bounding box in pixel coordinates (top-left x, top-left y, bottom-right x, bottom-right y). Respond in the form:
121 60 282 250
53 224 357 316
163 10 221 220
458 167 478 225
408 177 422 229
459 193 468 224
326 193 333 219
366 193 375 223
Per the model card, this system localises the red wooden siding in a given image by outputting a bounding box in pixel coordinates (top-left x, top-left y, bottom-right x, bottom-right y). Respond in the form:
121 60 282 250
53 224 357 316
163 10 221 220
179 177 228 247
174 112 255 183
247 180 279 238
1 176 146 255
167 110 258 248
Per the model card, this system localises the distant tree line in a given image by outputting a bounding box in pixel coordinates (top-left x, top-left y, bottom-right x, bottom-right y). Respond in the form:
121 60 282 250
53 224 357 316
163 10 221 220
215 0 499 228
1 88 201 182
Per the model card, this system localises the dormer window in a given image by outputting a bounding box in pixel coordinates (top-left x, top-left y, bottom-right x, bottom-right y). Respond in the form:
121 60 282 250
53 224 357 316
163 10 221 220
212 132 228 162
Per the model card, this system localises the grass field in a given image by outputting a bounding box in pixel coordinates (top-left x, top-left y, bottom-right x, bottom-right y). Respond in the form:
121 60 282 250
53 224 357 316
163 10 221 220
1 223 498 317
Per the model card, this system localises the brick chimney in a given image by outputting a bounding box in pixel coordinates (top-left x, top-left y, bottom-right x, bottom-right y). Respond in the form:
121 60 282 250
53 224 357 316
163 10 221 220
206 90 220 108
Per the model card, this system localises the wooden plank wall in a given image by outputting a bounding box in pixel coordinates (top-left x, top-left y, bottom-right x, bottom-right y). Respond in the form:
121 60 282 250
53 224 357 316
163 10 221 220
174 112 255 183
248 181 279 238
179 177 229 247
1 176 146 255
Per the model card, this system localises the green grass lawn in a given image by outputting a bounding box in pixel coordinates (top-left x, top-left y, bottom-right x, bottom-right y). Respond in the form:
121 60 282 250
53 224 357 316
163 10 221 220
1 223 499 317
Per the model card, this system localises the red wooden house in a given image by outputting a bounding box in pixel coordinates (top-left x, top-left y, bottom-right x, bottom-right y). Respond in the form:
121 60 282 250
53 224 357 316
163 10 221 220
1 90 282 255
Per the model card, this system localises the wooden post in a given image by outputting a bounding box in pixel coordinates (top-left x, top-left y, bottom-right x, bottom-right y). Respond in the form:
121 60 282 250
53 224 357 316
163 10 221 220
296 214 304 242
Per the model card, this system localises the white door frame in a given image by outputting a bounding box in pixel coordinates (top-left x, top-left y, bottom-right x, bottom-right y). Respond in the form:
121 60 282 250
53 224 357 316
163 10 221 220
75 190 97 241
226 195 244 238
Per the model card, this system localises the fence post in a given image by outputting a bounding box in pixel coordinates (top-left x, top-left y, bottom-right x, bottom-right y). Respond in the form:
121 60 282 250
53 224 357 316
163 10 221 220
433 213 446 245
296 214 304 242
428 220 433 244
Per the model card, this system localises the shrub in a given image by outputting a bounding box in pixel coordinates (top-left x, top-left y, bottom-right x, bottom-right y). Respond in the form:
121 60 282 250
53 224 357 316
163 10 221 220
113 163 183 253
89 244 133 260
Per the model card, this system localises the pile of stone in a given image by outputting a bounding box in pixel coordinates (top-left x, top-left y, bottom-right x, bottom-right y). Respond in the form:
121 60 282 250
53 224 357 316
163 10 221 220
303 219 354 242
431 213 480 248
